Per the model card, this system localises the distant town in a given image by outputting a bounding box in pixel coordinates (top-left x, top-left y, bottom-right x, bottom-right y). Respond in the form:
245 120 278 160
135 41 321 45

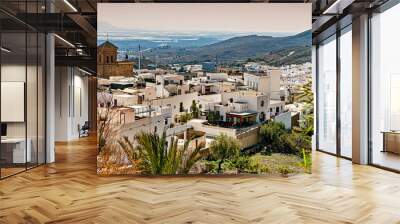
97 37 312 174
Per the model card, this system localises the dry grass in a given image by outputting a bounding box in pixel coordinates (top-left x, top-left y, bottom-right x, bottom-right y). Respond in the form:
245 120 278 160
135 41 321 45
255 153 305 174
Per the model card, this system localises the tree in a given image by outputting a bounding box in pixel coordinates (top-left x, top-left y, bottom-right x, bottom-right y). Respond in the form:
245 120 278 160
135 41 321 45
190 100 200 118
209 134 241 173
260 121 287 153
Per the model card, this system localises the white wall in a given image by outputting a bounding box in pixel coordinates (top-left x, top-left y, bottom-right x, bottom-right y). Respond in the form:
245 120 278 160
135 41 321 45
55 67 89 141
243 73 270 94
1 65 34 136
119 113 170 143
1 65 27 144
1 63 47 164
72 73 89 138
270 69 281 100
198 94 221 111
275 111 292 129
150 92 198 115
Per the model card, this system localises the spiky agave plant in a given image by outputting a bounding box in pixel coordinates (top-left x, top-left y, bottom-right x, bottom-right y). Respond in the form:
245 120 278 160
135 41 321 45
181 140 208 174
134 131 169 174
162 137 182 175
133 131 209 175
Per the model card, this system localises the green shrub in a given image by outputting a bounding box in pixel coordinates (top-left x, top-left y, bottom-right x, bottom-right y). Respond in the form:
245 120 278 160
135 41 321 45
230 156 270 174
278 165 292 176
260 121 312 157
260 165 269 173
279 132 311 156
204 160 219 173
260 121 287 153
248 156 262 174
231 156 251 173
179 112 192 124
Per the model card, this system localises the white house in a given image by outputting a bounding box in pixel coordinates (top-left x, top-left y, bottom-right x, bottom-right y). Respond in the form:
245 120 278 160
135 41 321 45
149 92 199 115
243 69 281 100
206 72 228 81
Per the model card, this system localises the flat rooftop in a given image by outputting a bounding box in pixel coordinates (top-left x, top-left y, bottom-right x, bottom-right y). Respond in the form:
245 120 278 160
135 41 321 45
270 100 285 106
227 111 257 116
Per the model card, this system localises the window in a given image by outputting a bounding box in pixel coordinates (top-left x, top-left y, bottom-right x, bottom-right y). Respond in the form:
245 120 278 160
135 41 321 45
259 112 265 122
340 26 352 158
261 100 264 107
317 35 337 154
179 102 184 112
0 4 46 179
370 4 400 171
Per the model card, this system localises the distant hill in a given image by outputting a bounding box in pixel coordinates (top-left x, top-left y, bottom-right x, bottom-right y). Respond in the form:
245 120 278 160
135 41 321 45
261 46 311 66
142 30 312 65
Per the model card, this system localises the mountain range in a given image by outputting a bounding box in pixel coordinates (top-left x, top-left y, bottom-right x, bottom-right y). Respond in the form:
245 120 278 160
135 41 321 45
141 30 311 65
99 30 312 66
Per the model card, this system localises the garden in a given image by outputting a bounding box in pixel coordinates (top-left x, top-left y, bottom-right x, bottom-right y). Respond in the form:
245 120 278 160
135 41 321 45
97 119 312 176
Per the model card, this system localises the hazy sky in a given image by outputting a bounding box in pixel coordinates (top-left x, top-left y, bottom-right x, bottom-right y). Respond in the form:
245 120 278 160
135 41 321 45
98 3 311 34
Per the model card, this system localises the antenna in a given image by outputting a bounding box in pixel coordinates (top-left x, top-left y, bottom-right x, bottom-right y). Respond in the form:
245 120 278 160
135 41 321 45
215 54 218 71
138 44 141 73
